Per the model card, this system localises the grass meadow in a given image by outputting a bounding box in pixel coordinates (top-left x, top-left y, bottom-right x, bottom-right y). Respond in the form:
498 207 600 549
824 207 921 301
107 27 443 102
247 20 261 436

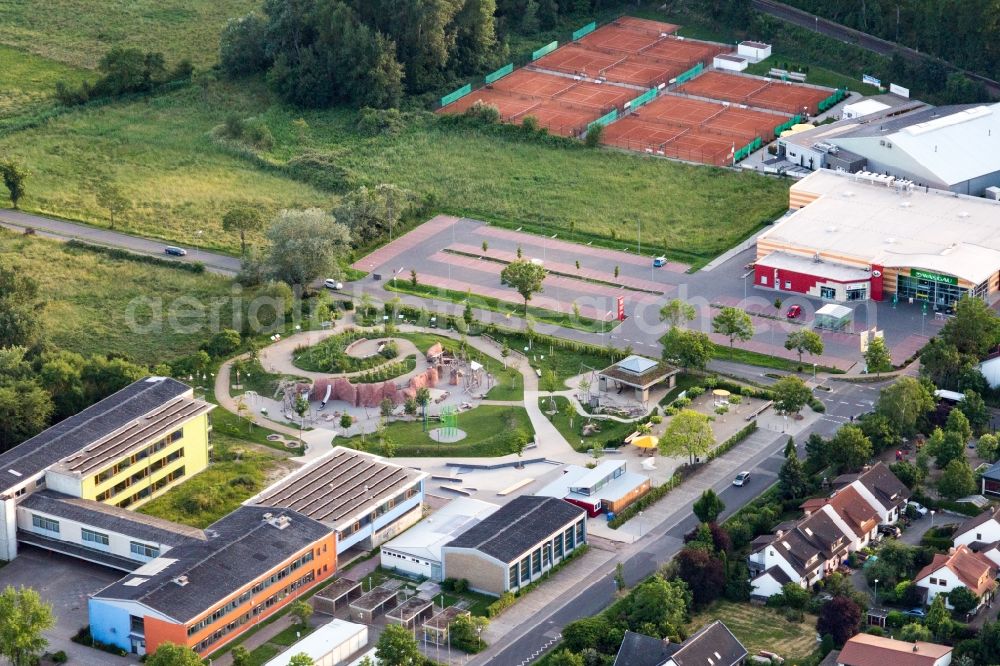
0 230 242 360
0 0 257 68
0 45 93 118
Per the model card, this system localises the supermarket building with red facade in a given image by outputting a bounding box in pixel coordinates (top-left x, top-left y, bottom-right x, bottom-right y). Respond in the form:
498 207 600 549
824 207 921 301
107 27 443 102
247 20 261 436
754 170 1000 309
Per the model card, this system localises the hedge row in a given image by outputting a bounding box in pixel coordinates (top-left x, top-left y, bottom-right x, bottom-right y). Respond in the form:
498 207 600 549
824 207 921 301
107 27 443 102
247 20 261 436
65 239 206 273
708 421 759 461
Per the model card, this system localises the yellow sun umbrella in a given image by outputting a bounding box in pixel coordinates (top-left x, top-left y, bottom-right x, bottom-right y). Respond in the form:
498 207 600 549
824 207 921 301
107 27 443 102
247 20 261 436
632 434 659 449
712 389 731 397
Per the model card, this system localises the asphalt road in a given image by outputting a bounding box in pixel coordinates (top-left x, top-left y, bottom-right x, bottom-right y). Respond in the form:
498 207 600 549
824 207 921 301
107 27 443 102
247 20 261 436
478 377 888 666
751 0 1000 97
0 209 241 275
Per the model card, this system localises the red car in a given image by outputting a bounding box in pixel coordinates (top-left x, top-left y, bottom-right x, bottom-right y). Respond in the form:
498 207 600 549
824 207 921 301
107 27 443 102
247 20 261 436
786 304 802 319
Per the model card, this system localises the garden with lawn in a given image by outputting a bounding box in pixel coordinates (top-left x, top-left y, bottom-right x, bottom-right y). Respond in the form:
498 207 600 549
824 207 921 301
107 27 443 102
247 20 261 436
396 331 524 401
136 436 288 528
545 395 639 452
338 404 534 457
687 601 819 661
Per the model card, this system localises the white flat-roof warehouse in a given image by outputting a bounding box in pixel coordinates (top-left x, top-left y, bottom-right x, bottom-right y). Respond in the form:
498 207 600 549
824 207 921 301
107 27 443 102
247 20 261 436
755 169 1000 307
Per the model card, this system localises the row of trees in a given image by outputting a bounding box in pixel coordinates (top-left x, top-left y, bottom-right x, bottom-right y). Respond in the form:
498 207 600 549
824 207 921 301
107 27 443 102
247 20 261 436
219 0 501 108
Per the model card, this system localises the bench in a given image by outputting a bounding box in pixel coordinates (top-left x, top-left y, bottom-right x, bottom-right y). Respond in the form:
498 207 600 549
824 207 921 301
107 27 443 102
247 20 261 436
746 400 773 421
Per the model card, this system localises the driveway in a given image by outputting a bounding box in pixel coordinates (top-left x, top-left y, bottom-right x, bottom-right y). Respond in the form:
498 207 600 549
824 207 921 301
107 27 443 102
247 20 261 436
0 546 135 666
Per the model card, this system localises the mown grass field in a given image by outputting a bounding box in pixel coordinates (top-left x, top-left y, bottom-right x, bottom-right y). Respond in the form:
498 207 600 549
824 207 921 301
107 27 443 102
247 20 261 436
0 74 790 262
0 0 257 68
0 230 243 360
0 45 93 118
687 601 818 661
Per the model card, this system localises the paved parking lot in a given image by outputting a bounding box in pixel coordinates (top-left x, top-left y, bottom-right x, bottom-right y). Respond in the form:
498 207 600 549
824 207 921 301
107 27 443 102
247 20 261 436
0 546 134 666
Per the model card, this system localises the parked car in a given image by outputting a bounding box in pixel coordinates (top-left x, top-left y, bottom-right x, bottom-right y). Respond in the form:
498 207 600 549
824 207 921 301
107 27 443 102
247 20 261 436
733 471 751 487
653 256 667 268
324 279 343 290
903 608 927 618
907 501 929 517
878 524 902 538
786 304 802 319
164 246 187 256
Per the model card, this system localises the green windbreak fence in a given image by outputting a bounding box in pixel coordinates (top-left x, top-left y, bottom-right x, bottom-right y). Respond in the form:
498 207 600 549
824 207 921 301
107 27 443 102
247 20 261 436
817 88 849 113
773 114 803 137
532 41 558 61
485 63 514 84
629 87 658 110
440 84 472 107
675 62 703 84
572 21 597 41
588 109 618 130
733 137 763 163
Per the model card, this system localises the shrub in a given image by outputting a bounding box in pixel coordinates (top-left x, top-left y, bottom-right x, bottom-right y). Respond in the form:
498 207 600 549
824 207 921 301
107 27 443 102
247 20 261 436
464 101 501 124
584 124 603 147
487 592 516 618
357 107 408 136
52 651 68 664
521 115 539 132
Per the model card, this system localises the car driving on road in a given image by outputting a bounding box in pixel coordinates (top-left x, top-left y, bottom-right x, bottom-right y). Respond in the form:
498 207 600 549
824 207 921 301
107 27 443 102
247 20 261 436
164 246 187 256
733 471 751 487
324 279 343 290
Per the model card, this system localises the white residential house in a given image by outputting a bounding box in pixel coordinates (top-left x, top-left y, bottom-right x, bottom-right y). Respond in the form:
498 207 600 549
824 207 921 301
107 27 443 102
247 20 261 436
914 545 997 610
832 463 909 526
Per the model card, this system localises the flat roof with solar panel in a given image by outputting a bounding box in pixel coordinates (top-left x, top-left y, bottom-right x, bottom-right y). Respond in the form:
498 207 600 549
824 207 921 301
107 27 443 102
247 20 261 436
246 447 428 530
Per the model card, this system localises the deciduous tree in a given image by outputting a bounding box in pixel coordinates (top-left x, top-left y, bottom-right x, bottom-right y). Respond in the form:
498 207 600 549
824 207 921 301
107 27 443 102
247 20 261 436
784 329 824 363
938 457 977 499
712 306 753 347
223 205 265 256
265 208 351 286
659 298 696 329
829 425 873 473
95 178 130 229
816 596 861 646
863 336 892 377
660 327 711 372
674 547 725 608
693 489 725 523
145 642 203 666
0 586 54 666
661 409 715 464
375 624 422 665
500 259 547 314
875 376 934 438
772 375 812 416
0 159 29 209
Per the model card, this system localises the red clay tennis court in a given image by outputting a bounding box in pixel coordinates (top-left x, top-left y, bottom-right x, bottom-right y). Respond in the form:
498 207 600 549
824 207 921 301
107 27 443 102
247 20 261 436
747 80 830 115
603 56 686 87
555 81 633 110
578 24 662 54
439 88 540 120
524 100 600 137
630 94 784 142
532 43 627 78
639 37 725 66
490 69 578 98
612 16 680 36
678 70 832 115
677 71 770 103
601 118 734 165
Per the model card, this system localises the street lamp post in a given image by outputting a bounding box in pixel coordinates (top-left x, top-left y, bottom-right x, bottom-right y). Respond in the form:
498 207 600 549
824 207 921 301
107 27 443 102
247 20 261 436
873 578 879 606
930 509 936 527
638 510 644 537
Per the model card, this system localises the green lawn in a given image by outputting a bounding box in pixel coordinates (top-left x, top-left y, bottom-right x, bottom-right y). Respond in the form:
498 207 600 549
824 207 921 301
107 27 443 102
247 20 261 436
709 342 843 374
0 44 93 119
546 396 638 451
136 436 279 528
0 229 243 361
687 601 819 662
0 0 257 69
0 74 790 262
396 332 524 401
384 281 611 333
338 405 534 457
483 331 615 385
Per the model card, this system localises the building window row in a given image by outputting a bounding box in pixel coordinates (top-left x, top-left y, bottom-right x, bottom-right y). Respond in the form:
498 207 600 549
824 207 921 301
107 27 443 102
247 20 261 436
115 466 185 508
94 430 184 485
507 520 586 591
250 551 315 595
31 515 59 534
193 571 316 653
188 590 253 636
130 541 160 559
82 528 110 547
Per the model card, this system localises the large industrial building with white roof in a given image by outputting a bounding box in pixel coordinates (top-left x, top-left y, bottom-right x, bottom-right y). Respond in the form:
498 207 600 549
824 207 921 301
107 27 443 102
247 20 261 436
754 169 1000 307
776 100 1000 197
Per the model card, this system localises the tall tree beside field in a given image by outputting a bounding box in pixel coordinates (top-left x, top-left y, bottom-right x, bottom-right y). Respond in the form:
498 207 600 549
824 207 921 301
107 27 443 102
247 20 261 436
336 184 414 247
772 375 812 417
265 208 352 286
500 259 547 314
94 178 130 229
450 0 501 75
712 306 754 348
0 586 54 666
661 409 715 464
0 262 44 349
0 159 29 209
220 12 270 77
222 205 265 256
